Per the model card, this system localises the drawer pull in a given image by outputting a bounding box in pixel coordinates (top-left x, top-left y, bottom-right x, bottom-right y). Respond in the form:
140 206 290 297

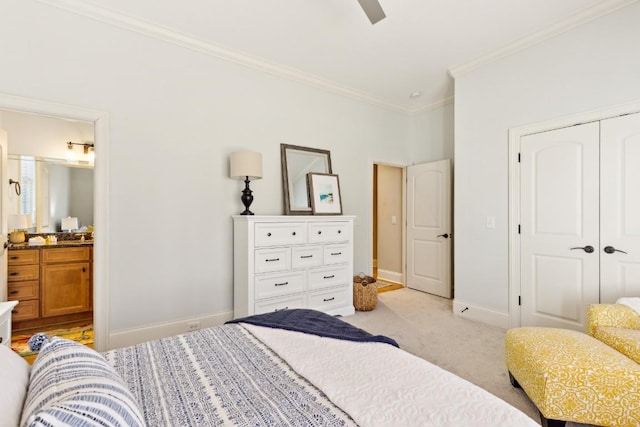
338 230 342 234
267 232 272 237
330 252 342 256
0 337 3 344
292 231 296 236
274 282 289 287
265 258 280 262
323 297 335 302
300 255 313 259
12 309 18 314
275 307 288 312
9 256 19 260
9 290 19 295
317 231 322 235
323 274 335 279
9 272 19 276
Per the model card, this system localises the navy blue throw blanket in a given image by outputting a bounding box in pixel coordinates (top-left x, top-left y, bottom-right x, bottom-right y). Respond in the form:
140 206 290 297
227 309 399 348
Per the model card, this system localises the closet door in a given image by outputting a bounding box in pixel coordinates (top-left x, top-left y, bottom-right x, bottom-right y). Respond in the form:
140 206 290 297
600 113 640 303
520 122 600 330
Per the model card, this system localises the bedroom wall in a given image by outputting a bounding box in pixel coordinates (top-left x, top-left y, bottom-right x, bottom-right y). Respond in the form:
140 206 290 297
0 1 413 343
453 1 640 326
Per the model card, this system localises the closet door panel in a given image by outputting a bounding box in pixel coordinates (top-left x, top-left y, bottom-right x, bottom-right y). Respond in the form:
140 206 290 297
520 122 600 330
600 112 640 303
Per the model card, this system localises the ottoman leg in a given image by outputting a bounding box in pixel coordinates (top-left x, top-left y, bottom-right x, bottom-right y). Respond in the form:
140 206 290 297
508 371 521 388
539 411 565 427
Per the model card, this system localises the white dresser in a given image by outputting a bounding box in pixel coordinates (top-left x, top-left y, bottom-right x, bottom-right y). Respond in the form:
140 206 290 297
233 215 355 318
0 301 19 347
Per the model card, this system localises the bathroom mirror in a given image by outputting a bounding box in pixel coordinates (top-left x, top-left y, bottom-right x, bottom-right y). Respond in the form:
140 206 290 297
281 144 332 215
8 155 94 232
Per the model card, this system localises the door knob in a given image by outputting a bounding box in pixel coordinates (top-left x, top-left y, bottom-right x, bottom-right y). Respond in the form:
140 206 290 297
437 234 449 238
604 246 628 254
570 246 594 253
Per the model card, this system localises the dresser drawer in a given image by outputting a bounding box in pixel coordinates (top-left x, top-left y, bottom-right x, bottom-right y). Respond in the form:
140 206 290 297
323 243 350 265
308 286 350 312
8 264 39 282
255 247 291 273
7 249 39 265
308 222 350 243
42 247 91 263
8 281 39 301
254 222 307 247
11 300 39 321
308 265 350 291
255 271 305 300
254 294 306 315
291 246 322 269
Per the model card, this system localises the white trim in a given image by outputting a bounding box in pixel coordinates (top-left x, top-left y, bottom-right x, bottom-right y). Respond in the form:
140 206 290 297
108 311 233 350
0 93 110 352
408 97 454 115
448 0 637 78
508 99 640 329
35 0 417 114
452 299 509 329
376 269 403 284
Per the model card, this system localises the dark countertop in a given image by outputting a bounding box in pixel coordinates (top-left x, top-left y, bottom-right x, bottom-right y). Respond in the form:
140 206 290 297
9 241 94 250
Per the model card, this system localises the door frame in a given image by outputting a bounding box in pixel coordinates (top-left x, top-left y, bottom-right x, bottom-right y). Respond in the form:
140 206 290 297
508 100 640 329
0 93 110 351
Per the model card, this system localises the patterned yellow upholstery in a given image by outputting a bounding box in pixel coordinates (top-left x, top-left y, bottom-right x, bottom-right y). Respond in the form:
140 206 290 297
587 303 640 364
505 327 640 427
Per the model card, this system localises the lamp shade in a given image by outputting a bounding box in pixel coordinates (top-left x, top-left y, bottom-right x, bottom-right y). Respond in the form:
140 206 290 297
230 151 262 180
61 217 79 231
8 214 29 231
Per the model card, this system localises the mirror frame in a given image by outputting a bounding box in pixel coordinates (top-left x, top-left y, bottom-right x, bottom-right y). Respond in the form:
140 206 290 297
281 144 332 215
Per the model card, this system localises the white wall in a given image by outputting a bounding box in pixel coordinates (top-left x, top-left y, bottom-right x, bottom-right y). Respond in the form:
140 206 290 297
411 102 454 164
453 2 640 324
0 1 413 337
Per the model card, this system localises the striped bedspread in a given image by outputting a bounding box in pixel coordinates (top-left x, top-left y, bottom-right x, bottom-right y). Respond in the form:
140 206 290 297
104 323 356 427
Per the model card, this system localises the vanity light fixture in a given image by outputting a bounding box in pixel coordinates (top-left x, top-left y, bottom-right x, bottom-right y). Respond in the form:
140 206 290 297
67 141 95 154
229 151 263 215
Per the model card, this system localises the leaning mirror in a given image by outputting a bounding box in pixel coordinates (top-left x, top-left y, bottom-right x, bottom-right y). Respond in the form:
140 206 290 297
281 144 332 215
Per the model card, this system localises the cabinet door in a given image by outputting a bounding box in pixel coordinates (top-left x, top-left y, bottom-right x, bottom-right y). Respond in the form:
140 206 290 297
41 262 91 317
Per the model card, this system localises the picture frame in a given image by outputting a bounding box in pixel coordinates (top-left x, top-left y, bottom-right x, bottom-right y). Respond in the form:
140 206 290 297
308 173 342 215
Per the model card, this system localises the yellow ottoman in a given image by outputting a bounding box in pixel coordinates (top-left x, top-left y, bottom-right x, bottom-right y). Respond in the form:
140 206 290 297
505 327 640 427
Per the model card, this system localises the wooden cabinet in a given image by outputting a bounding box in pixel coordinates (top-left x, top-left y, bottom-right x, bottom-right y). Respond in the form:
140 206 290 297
41 247 91 317
233 215 355 318
8 245 93 331
8 248 40 321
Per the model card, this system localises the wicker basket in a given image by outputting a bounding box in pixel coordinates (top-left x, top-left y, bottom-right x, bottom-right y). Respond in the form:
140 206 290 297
353 274 377 311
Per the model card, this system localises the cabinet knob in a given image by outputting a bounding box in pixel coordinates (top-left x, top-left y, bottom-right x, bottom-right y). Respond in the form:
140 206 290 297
267 232 272 237
292 231 296 236
338 230 342 234
317 231 322 235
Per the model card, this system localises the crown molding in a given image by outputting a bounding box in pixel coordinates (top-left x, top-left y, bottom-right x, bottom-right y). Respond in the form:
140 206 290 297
35 0 420 113
408 96 454 115
448 0 638 79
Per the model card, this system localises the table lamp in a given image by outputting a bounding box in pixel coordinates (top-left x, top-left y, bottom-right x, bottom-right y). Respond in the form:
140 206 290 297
229 151 262 215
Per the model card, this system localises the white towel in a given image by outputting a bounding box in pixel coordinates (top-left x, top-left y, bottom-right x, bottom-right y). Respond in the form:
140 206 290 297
617 297 640 314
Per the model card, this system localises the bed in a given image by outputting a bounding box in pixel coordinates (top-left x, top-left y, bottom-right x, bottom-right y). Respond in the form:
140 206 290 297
3 309 538 427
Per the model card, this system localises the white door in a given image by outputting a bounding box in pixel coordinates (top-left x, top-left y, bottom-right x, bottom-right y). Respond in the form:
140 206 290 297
406 159 452 298
520 122 600 331
600 113 640 303
0 129 8 302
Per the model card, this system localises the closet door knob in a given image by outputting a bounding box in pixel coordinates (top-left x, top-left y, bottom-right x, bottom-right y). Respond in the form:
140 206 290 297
604 246 627 254
570 246 594 253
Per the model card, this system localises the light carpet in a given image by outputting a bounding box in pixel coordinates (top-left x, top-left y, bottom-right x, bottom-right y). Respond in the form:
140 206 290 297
343 288 597 427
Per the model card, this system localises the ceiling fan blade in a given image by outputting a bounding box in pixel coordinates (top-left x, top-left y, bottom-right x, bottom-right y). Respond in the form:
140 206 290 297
357 0 386 24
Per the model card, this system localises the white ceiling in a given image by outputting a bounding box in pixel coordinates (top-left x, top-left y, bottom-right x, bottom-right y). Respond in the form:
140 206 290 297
63 0 626 112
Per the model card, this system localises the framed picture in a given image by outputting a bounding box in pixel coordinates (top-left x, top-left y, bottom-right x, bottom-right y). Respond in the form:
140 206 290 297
308 173 342 215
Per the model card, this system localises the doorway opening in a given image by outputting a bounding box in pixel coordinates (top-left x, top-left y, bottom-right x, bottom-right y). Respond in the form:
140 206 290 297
373 163 404 292
0 93 108 357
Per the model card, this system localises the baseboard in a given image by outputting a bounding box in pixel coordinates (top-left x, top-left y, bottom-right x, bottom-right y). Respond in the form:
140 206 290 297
107 310 233 350
377 269 403 284
452 299 510 329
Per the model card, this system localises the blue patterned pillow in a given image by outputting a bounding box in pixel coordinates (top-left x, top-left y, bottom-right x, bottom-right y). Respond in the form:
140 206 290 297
21 336 146 427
